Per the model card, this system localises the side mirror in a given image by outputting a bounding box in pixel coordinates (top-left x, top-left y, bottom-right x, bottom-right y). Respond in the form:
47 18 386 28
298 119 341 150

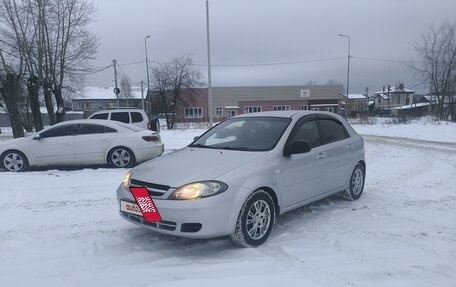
284 140 311 156
193 136 200 141
33 134 42 140
148 117 160 133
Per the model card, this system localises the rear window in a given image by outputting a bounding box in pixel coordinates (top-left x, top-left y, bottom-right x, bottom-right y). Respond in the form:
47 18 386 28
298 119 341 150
113 122 144 132
131 112 143 123
90 113 108 120
79 124 104 134
110 112 130 123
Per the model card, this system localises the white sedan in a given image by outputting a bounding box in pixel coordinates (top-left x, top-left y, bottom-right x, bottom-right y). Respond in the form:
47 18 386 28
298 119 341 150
0 119 164 172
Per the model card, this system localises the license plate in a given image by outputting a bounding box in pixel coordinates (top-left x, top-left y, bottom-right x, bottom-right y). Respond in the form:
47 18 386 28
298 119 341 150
120 200 143 216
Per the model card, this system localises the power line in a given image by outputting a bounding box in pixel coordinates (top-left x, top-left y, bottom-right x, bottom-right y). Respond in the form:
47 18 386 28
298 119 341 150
77 64 113 74
116 61 141 85
118 60 145 67
209 56 347 67
351 56 423 64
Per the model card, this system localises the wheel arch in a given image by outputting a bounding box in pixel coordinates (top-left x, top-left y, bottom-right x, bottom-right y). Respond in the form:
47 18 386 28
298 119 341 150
106 145 137 165
1 149 30 170
257 186 280 217
228 183 281 234
358 160 366 174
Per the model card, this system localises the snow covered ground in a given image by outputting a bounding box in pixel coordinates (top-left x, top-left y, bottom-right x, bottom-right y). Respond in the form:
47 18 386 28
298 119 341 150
1 123 456 287
351 117 456 143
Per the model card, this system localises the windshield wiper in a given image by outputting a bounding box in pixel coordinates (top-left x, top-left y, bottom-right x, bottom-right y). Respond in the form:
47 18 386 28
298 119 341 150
188 143 218 149
217 146 261 151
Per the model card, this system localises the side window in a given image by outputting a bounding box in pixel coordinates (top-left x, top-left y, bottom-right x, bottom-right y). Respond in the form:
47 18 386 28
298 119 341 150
41 125 75 138
90 113 108 119
131 112 143 123
104 126 117 133
318 119 348 144
292 120 320 148
79 124 105 135
110 112 130 123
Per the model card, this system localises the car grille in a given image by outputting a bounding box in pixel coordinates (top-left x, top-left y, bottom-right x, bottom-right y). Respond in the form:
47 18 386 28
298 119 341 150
121 211 177 231
130 179 170 197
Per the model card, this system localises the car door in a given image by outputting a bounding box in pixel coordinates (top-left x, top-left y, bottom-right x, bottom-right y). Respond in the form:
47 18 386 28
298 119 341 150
317 116 353 192
274 117 327 208
73 124 117 164
30 124 76 165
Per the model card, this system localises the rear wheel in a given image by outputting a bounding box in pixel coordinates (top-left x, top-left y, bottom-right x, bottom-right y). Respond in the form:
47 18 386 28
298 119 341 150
231 190 275 247
1 150 28 172
344 163 365 200
108 147 135 168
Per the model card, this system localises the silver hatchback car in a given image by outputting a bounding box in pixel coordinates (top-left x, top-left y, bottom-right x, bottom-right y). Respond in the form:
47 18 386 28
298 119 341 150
117 111 365 247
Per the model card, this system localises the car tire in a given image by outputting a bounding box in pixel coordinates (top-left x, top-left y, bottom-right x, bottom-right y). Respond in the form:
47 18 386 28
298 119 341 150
344 163 365 201
1 150 29 172
231 190 275 247
108 147 135 168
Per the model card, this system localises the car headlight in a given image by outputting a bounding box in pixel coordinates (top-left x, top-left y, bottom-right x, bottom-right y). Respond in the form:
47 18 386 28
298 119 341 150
168 181 228 200
122 171 132 189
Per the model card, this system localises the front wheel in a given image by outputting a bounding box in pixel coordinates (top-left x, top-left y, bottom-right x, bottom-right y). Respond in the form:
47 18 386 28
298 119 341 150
1 150 28 172
344 163 365 200
231 190 275 247
108 147 135 168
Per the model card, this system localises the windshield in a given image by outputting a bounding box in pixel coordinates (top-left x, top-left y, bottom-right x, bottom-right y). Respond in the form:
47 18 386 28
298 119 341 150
189 117 291 151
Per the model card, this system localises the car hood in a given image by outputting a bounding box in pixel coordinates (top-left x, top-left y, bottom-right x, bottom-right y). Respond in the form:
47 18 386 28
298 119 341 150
131 147 266 187
0 135 31 147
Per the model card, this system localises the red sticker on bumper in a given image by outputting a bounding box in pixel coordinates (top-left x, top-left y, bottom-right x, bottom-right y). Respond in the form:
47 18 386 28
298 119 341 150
129 187 162 222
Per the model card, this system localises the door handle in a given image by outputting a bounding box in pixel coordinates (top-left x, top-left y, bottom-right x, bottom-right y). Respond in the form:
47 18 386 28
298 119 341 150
101 139 109 142
316 152 325 159
63 142 72 146
347 144 353 149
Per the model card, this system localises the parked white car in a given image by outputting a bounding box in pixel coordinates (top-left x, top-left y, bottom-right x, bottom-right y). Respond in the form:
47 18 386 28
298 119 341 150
0 119 164 172
117 111 365 247
88 109 151 130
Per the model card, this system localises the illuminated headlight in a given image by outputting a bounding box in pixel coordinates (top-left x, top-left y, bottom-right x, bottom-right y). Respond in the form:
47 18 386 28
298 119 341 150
168 181 228 200
122 171 132 189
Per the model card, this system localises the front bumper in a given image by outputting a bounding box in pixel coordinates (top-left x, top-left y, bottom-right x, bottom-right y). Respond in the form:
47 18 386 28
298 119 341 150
116 184 240 238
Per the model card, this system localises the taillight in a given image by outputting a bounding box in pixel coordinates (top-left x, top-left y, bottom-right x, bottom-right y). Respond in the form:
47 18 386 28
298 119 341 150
142 135 160 142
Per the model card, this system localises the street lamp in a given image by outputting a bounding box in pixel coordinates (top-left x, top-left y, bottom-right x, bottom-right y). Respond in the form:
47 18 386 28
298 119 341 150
144 35 151 113
339 34 350 117
206 0 213 126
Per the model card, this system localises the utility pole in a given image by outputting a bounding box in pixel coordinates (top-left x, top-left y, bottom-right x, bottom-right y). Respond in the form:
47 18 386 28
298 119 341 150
206 0 213 126
113 59 119 109
145 35 151 114
140 80 145 110
339 34 351 118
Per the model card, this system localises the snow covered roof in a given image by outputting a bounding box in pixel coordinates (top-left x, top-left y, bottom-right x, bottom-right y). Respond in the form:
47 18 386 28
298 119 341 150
374 86 414 95
376 93 389 100
345 94 366 99
73 87 144 100
390 102 430 110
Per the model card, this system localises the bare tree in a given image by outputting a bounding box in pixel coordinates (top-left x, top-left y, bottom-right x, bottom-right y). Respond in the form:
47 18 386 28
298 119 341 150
0 51 25 137
151 56 202 129
1 0 44 131
412 21 456 121
0 0 99 130
119 75 133 106
37 0 99 123
327 79 341 85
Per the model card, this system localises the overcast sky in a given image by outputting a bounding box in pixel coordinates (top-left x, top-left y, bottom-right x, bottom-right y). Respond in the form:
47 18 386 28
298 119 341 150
87 0 456 94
